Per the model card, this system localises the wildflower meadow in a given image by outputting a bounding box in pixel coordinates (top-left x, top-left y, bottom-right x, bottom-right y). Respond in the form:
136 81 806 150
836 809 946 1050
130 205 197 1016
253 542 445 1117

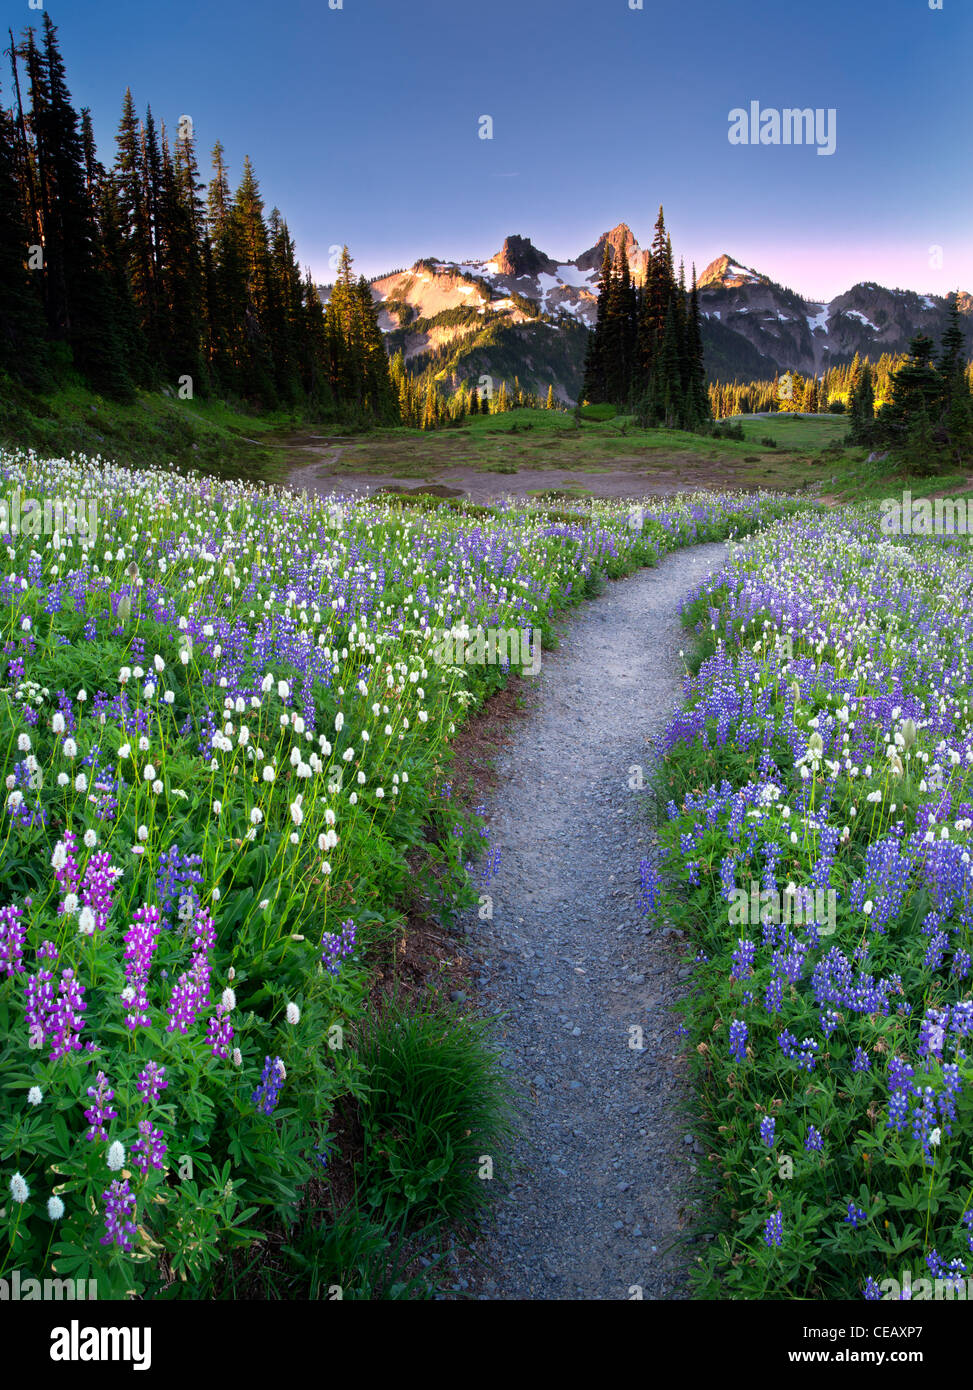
657 511 973 1300
0 447 794 1298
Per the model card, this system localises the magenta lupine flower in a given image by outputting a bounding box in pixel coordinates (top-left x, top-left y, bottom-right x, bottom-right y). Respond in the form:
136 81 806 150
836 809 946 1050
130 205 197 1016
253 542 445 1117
122 904 163 1029
0 903 26 977
166 907 215 1034
52 831 81 910
131 1120 167 1174
36 939 59 963
23 967 56 1047
206 1003 234 1059
81 851 122 933
136 1061 167 1106
84 1070 118 1141
48 969 85 1059
100 1178 138 1251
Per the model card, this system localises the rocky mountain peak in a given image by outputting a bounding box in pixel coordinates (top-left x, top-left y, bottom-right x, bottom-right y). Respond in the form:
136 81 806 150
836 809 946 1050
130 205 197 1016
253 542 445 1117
491 234 556 279
698 254 765 290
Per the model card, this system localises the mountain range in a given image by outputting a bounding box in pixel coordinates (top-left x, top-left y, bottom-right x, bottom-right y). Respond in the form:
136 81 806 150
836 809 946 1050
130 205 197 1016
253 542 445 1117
319 224 972 404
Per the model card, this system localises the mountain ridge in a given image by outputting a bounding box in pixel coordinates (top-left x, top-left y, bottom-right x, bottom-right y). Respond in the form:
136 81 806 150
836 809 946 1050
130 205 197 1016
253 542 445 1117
318 226 971 400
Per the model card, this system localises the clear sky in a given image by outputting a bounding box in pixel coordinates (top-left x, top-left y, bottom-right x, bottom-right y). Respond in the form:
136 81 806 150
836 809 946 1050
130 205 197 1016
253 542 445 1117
4 0 970 300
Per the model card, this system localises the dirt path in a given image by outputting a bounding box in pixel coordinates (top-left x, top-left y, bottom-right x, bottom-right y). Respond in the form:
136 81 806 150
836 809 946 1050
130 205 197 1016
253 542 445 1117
450 541 728 1300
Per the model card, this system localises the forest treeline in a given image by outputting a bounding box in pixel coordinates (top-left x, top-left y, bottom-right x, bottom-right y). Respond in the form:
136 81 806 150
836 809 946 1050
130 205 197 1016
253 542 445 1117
0 14 395 422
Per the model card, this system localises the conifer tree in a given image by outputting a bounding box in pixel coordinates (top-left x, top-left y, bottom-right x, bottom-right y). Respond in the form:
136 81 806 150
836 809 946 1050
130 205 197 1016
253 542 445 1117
0 91 50 384
32 15 131 395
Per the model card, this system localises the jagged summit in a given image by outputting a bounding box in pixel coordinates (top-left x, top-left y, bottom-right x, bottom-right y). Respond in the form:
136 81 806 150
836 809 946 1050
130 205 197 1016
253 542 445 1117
698 254 765 289
575 223 639 271
490 234 556 279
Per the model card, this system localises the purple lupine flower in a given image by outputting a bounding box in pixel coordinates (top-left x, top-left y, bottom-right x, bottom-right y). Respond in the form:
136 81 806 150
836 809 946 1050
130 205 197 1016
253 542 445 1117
136 1062 167 1106
887 1089 909 1131
637 858 663 913
166 907 216 1034
820 1008 840 1038
84 1071 118 1141
155 845 204 929
764 1210 784 1247
950 1000 973 1040
844 1201 869 1228
131 1120 167 1174
81 851 122 933
852 1046 871 1074
729 1018 748 1062
100 1178 138 1251
122 904 163 1030
764 976 783 1015
321 919 357 977
952 949 972 980
805 1125 824 1153
759 1115 776 1146
778 1031 819 1071
863 1276 883 1300
24 967 56 1048
730 938 756 981
252 1056 285 1116
206 1003 234 1059
36 939 58 963
918 1006 948 1060
48 969 85 1059
0 903 26 977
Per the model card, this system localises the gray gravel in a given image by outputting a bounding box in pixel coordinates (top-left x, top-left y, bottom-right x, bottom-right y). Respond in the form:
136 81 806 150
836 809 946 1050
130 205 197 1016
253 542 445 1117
454 541 729 1300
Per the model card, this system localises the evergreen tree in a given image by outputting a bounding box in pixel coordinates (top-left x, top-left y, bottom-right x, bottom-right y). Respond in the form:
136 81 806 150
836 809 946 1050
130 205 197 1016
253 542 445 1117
848 361 875 443
32 15 131 395
684 266 709 428
0 91 51 385
582 240 613 403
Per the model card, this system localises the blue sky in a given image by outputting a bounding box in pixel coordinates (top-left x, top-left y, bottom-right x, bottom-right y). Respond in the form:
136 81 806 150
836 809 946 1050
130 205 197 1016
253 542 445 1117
5 0 970 299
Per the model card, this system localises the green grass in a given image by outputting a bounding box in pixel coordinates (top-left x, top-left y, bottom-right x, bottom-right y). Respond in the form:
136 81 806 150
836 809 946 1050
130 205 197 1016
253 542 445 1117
0 373 346 482
723 412 849 450
329 407 840 492
353 1000 516 1230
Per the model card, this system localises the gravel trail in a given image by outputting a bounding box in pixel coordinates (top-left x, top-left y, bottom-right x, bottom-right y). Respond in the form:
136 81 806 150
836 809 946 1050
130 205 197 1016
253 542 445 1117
458 541 729 1300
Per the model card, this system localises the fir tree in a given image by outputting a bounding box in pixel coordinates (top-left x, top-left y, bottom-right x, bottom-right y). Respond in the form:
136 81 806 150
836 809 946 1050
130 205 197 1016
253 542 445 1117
0 91 50 385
